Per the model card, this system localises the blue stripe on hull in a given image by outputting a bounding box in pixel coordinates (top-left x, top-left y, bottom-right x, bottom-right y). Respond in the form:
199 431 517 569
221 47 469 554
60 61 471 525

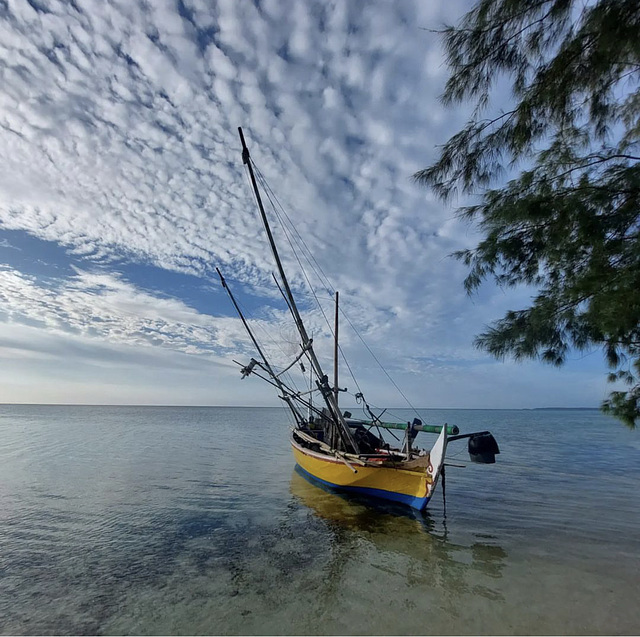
295 463 431 511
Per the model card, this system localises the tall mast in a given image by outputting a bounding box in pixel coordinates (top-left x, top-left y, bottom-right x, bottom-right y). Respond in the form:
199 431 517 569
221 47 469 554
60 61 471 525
238 128 306 343
334 291 339 409
238 127 358 452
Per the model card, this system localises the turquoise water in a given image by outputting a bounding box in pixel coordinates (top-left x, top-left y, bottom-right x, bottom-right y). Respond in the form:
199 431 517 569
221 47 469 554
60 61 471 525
0 405 638 635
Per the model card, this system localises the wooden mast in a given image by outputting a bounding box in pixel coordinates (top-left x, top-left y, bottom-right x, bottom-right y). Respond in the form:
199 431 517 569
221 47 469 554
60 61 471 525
333 291 339 450
334 291 339 408
237 127 358 453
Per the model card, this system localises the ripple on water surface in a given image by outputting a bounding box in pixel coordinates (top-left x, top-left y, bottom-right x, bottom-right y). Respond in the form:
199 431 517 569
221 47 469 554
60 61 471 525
0 405 638 635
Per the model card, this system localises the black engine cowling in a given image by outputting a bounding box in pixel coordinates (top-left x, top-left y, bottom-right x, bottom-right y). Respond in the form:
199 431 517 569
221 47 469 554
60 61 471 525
468 432 500 464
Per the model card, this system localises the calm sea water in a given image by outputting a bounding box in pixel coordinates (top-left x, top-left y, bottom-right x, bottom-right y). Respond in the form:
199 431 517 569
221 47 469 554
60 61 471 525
0 405 638 635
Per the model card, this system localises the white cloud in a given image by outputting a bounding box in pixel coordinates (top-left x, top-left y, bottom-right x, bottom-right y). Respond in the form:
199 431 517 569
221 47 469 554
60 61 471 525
0 0 610 407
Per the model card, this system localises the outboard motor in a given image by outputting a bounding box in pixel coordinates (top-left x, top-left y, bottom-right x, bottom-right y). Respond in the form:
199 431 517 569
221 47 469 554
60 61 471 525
468 432 500 463
403 418 421 456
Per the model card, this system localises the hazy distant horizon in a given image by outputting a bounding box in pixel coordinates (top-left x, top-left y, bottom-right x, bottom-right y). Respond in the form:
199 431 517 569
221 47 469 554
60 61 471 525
0 403 602 411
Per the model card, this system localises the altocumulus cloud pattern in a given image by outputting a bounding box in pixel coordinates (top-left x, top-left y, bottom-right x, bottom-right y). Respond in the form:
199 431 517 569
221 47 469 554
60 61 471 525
0 0 607 407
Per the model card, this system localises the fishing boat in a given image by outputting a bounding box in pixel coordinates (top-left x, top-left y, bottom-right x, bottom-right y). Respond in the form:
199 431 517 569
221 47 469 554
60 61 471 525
217 127 500 512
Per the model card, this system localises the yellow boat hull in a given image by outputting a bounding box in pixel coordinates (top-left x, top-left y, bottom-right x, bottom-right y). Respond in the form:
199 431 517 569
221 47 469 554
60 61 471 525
291 437 440 510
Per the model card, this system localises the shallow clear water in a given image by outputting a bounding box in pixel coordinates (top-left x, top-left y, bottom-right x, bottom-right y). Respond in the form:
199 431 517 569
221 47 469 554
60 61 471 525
0 405 638 635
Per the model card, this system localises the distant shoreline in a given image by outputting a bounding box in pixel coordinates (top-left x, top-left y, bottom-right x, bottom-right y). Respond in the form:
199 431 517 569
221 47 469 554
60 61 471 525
530 407 599 411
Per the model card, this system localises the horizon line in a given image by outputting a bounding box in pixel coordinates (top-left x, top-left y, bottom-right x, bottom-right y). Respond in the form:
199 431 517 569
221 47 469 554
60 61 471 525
0 403 601 411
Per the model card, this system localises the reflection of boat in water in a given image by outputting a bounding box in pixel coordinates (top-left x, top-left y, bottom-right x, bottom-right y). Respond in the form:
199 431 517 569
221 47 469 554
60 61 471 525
219 128 500 511
290 464 437 531
290 467 508 592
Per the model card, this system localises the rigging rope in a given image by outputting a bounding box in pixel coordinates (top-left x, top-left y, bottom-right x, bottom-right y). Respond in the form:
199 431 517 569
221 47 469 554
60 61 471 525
230 165 313 395
252 163 365 397
251 161 425 421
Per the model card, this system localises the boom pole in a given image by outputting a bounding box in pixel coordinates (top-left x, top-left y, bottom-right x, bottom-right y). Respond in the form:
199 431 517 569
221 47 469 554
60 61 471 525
216 267 304 424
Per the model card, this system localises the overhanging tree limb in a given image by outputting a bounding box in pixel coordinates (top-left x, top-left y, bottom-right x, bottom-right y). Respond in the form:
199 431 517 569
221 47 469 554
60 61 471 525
416 0 640 427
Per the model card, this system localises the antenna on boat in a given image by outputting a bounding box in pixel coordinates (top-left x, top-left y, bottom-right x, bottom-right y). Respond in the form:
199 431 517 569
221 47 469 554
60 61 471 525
334 291 339 409
237 127 359 453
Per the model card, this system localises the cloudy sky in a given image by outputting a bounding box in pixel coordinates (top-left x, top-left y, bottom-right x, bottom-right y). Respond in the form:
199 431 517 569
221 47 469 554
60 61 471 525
0 0 610 409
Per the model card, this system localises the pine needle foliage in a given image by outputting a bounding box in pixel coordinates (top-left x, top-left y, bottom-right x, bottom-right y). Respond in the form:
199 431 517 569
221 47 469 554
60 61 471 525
415 0 640 427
